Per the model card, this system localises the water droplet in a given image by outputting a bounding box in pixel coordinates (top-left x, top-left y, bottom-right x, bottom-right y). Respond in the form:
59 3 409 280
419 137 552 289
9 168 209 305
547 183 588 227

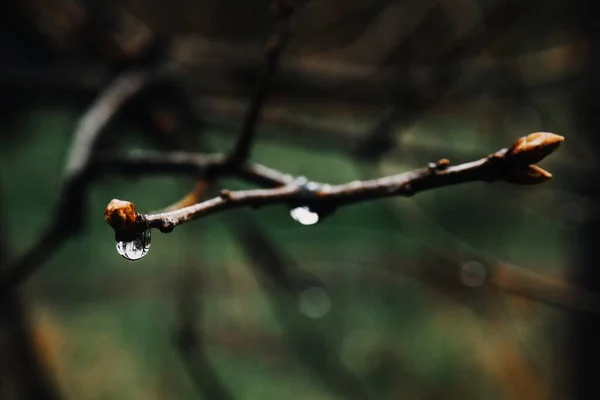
290 206 319 226
115 229 151 261
460 261 487 287
298 286 331 319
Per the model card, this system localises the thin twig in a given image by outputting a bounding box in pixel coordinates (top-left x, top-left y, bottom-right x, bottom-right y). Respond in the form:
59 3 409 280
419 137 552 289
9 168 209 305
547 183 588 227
94 151 294 187
63 70 149 180
228 0 295 163
0 70 149 290
104 132 564 240
357 106 600 315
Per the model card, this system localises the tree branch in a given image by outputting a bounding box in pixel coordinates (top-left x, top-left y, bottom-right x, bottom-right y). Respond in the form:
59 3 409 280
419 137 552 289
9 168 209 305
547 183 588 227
228 0 295 164
0 180 63 399
104 132 564 241
62 70 149 180
0 69 149 289
94 151 294 187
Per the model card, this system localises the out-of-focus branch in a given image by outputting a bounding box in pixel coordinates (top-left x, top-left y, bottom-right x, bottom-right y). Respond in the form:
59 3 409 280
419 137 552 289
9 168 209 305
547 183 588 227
0 179 63 399
0 69 149 290
229 0 295 164
162 180 211 212
62 71 148 180
104 132 564 241
318 0 438 64
94 151 294 187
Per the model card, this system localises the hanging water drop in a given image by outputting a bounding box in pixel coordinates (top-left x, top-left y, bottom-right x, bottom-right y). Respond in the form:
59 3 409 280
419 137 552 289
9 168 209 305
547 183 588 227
290 206 319 226
115 229 151 261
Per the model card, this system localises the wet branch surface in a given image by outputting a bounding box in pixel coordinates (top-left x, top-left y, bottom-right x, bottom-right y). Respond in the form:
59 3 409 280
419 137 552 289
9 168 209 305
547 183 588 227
103 132 564 241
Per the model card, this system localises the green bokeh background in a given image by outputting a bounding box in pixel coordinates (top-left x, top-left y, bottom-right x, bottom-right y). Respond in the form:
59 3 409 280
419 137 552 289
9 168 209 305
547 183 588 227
0 94 576 399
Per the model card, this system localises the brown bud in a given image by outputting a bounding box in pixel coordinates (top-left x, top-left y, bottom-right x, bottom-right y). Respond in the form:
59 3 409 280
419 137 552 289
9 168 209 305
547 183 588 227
436 158 450 170
506 132 564 165
104 199 137 231
503 165 552 185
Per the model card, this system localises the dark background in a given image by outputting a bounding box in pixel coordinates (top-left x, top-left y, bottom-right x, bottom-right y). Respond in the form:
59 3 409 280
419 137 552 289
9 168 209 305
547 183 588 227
0 0 596 399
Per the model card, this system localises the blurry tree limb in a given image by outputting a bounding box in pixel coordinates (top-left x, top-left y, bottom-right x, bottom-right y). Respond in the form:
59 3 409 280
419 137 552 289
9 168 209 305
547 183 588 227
318 0 438 64
171 0 554 107
0 39 586 106
162 180 211 212
342 0 534 162
0 69 149 290
95 151 293 187
228 0 295 164
173 39 586 105
486 262 600 314
63 70 148 181
0 181 63 399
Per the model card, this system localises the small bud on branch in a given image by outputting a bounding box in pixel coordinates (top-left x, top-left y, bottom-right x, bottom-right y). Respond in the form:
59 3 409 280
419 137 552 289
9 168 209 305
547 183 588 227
505 132 565 165
502 164 553 185
104 199 146 241
499 132 563 185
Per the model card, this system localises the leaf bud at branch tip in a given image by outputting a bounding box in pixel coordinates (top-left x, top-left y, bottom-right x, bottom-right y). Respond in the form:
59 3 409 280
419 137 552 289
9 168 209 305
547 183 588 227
502 164 553 185
104 199 140 239
506 132 565 165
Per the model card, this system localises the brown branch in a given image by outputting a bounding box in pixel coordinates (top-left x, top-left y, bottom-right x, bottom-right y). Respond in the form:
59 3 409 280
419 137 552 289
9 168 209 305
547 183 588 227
0 40 583 107
94 151 294 187
104 132 564 241
62 70 149 180
0 70 149 290
162 181 211 212
228 0 295 164
0 179 63 399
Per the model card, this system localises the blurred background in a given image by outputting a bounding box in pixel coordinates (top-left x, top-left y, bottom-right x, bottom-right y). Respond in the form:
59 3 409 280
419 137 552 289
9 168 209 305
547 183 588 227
0 0 598 399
